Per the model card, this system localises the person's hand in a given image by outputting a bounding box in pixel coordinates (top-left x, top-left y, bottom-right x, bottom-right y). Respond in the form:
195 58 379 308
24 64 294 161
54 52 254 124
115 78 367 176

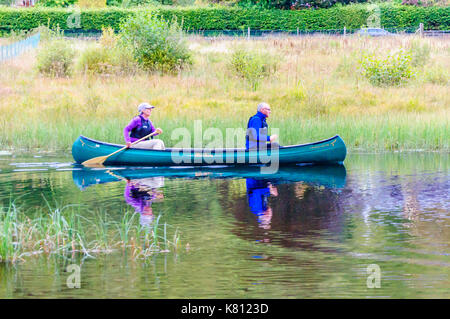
126 142 132 148
155 128 163 135
270 134 278 142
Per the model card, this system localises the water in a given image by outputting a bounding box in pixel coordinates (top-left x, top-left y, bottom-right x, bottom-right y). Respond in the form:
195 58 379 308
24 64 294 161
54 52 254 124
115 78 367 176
0 152 448 298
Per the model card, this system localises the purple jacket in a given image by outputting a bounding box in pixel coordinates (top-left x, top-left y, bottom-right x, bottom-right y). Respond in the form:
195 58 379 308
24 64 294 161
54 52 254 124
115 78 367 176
123 116 157 143
124 183 158 213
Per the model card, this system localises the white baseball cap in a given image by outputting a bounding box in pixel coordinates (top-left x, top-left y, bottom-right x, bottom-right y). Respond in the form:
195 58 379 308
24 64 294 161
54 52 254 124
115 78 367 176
138 102 155 113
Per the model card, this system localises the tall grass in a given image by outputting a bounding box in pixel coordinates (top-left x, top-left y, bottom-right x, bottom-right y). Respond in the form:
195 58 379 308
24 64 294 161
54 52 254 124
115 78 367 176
0 35 448 151
0 200 180 263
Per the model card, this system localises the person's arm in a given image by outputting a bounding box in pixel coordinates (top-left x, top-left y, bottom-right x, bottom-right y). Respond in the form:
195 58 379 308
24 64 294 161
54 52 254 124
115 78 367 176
123 117 139 144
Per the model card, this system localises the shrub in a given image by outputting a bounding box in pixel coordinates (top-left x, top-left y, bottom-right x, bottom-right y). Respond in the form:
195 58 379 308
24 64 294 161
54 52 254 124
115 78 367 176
359 50 415 86
229 48 278 89
237 0 369 10
0 4 449 33
76 45 112 74
119 11 192 73
77 28 138 75
36 39 75 77
36 0 77 7
107 0 162 6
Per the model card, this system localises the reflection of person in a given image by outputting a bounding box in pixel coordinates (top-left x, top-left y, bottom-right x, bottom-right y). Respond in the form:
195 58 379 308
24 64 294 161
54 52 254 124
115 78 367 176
246 178 278 229
245 102 279 150
124 177 164 227
123 102 165 150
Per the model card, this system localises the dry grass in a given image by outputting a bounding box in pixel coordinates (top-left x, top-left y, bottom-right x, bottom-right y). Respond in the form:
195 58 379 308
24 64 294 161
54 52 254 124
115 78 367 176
0 34 449 151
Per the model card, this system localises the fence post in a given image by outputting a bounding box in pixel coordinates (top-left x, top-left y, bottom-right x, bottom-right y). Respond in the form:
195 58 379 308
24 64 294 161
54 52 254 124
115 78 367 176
419 23 424 37
247 27 250 40
297 27 299 36
0 32 41 62
344 27 346 37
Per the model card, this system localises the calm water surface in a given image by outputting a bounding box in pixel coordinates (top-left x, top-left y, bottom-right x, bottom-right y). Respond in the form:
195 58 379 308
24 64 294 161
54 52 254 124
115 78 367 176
0 152 448 298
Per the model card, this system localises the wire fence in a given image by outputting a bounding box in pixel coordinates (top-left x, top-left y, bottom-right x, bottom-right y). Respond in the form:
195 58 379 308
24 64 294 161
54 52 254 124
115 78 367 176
58 27 450 39
0 32 40 62
186 28 450 38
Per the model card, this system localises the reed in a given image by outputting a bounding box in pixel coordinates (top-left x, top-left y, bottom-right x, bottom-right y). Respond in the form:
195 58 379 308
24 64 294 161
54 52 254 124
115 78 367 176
0 200 180 263
0 35 448 151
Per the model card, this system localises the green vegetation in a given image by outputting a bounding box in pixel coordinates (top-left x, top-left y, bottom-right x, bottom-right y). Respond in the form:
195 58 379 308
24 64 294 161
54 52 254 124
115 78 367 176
229 48 279 90
0 4 449 32
36 0 77 7
76 28 138 75
0 200 179 263
0 33 448 152
119 11 192 72
36 38 75 76
359 50 415 86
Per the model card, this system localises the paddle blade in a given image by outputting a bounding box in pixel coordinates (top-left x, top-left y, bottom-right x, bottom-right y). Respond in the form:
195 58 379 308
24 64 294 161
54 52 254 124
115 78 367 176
81 155 108 166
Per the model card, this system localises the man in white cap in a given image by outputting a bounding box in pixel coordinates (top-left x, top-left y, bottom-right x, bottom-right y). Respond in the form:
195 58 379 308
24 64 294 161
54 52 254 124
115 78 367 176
123 102 165 150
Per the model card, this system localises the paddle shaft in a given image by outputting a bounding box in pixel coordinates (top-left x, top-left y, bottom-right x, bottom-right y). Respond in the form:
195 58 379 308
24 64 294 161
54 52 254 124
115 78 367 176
106 131 159 158
81 131 159 166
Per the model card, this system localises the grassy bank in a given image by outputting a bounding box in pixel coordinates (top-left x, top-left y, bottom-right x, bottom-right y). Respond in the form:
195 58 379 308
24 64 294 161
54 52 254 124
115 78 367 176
0 35 449 151
0 200 179 263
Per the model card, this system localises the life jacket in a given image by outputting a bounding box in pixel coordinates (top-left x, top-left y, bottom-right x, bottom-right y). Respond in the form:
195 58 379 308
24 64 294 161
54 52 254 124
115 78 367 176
130 187 154 201
245 113 268 149
130 115 154 140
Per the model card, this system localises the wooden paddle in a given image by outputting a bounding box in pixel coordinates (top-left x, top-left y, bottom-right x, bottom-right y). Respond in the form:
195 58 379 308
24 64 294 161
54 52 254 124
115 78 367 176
82 131 159 166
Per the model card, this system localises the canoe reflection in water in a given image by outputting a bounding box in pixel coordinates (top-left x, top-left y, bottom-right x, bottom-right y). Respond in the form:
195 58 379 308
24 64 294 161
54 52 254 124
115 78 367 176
73 165 347 236
124 177 164 227
246 179 278 230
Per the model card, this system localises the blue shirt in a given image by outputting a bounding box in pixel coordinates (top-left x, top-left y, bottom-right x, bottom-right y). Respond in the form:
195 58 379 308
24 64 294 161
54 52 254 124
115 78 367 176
246 112 271 150
246 178 270 215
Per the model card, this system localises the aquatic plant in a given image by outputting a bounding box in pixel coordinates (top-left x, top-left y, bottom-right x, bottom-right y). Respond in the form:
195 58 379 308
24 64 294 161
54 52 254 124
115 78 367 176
0 201 180 264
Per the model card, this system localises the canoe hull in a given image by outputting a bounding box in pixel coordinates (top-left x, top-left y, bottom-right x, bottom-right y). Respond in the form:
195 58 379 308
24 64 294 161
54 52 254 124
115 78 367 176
72 135 347 166
73 165 347 190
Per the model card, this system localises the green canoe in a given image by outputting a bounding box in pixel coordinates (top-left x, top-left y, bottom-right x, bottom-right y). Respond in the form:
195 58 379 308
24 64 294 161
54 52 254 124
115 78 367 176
72 135 347 166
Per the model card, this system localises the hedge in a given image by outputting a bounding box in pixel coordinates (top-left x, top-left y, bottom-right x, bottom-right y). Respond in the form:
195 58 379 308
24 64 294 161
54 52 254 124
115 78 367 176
0 4 448 32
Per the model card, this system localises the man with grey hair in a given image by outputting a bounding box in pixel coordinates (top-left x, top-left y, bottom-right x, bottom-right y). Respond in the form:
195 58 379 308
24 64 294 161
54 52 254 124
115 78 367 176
246 102 278 150
123 102 165 150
